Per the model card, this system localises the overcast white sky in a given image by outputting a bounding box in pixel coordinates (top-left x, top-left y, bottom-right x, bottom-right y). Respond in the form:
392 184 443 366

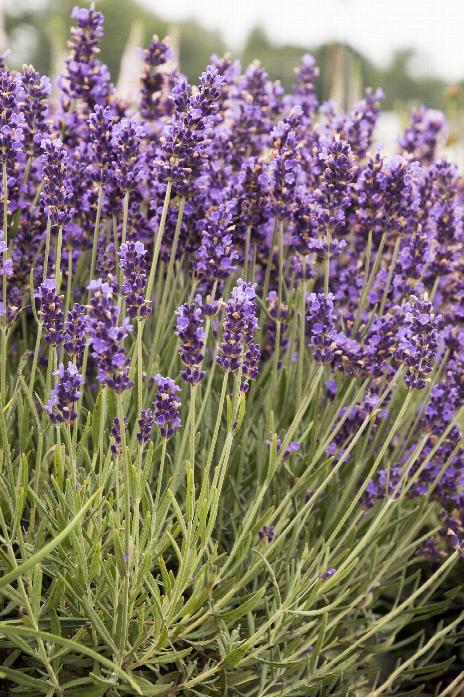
140 0 463 81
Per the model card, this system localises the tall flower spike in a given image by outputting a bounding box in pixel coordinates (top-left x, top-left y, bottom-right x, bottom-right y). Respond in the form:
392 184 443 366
87 105 114 183
63 303 87 358
175 302 206 385
152 374 181 438
158 67 225 193
217 279 259 385
137 409 154 445
0 230 13 277
45 362 82 424
194 201 239 282
118 241 151 319
19 65 51 157
0 71 24 165
140 35 174 121
399 106 447 165
60 6 112 109
112 117 145 193
306 292 336 364
398 295 443 390
40 139 75 227
36 279 64 346
290 54 319 122
86 279 133 392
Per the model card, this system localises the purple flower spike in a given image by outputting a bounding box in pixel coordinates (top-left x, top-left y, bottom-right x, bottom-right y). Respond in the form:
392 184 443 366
398 295 443 390
60 6 112 109
118 241 151 319
194 201 239 282
0 71 24 165
175 302 206 385
45 362 82 424
86 279 133 392
217 279 260 390
40 138 75 227
112 117 145 192
140 35 175 121
87 105 114 183
258 525 275 543
306 292 336 364
0 230 13 277
137 409 154 445
152 374 181 439
19 65 51 157
36 279 64 346
64 303 87 357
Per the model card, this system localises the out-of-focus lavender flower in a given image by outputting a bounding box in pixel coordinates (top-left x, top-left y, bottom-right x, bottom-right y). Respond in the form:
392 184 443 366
152 374 181 438
428 160 462 276
137 409 154 445
40 139 75 227
36 279 64 345
87 105 114 183
290 54 319 122
110 416 124 455
60 6 112 109
306 292 336 364
258 525 275 543
112 117 144 192
86 279 133 391
262 291 289 363
0 230 13 277
96 242 117 290
399 106 447 165
175 302 206 385
45 362 82 424
63 303 86 357
233 156 269 247
140 35 175 121
342 88 384 159
398 296 442 390
265 437 300 459
194 201 239 282
322 568 336 580
19 65 51 157
0 71 24 164
217 279 259 375
118 241 151 319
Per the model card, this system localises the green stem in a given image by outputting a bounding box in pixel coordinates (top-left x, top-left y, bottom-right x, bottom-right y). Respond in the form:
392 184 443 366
145 180 172 302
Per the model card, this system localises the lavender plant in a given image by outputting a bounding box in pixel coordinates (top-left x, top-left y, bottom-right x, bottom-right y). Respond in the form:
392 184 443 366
0 8 463 696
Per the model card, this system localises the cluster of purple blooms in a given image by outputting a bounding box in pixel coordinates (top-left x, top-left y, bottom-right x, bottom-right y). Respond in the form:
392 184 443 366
1 5 464 559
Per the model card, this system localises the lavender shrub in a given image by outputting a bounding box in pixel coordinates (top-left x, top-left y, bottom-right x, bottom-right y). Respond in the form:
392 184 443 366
0 8 463 696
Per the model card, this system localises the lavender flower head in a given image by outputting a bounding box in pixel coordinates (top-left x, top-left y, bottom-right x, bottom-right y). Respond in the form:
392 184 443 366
140 35 174 121
175 302 206 385
137 409 154 445
63 303 87 357
306 292 336 364
152 374 181 438
399 106 447 165
0 230 13 277
118 241 151 319
398 296 443 390
60 6 112 108
36 279 64 345
86 279 133 392
290 54 319 121
40 139 74 227
194 201 239 281
112 117 145 192
217 279 259 374
258 525 275 543
19 65 51 157
45 362 82 424
0 71 24 164
87 105 114 183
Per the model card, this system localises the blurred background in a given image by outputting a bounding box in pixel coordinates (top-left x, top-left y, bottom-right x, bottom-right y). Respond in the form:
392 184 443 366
1 0 464 150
